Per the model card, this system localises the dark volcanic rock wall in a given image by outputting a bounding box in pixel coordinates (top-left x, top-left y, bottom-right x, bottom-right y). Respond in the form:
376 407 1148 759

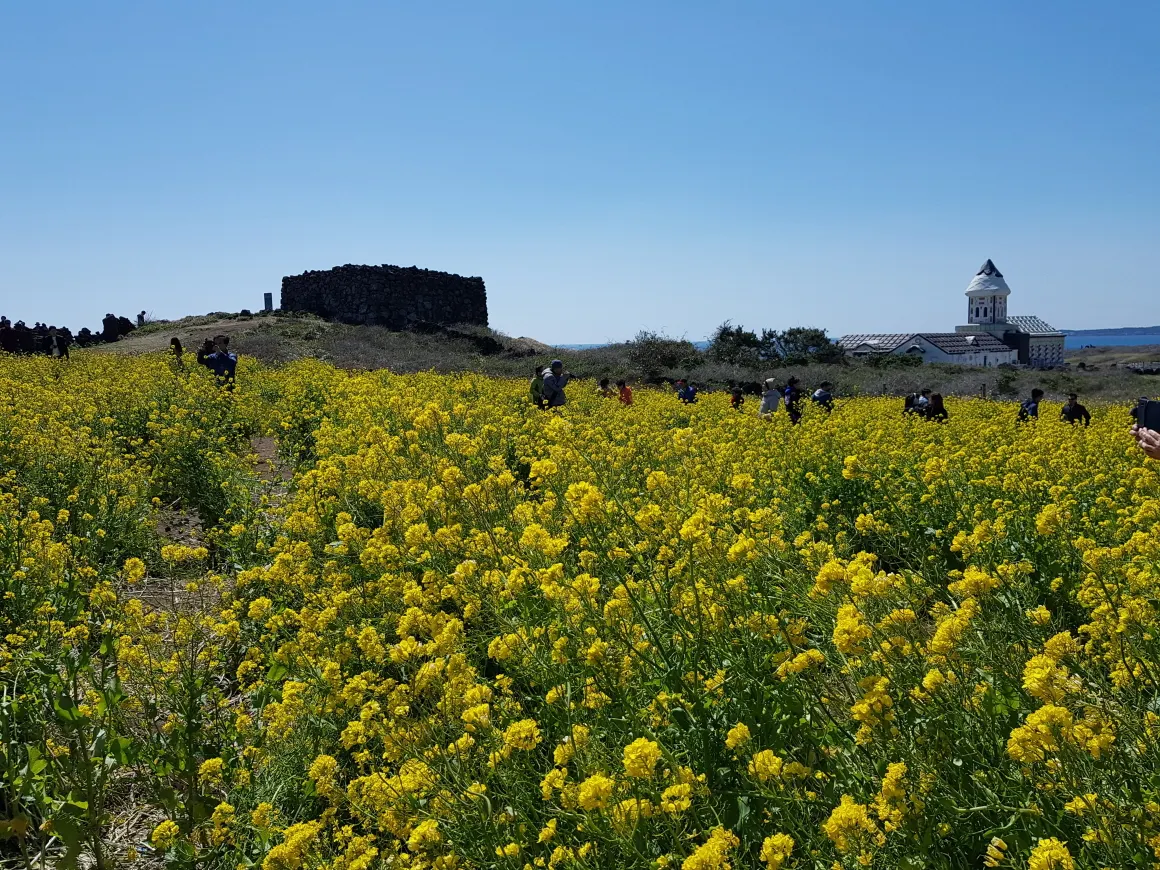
281 264 488 328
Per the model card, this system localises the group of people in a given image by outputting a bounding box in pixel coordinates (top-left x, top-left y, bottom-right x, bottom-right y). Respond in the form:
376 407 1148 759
529 361 634 409
1016 389 1093 425
903 389 950 422
743 377 833 423
523 363 1119 438
170 335 238 387
0 318 73 357
0 311 143 357
527 364 836 423
670 376 833 424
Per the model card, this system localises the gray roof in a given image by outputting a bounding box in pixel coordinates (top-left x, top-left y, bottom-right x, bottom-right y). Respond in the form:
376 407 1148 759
1006 315 1061 336
837 333 914 351
839 332 1014 355
919 332 1012 354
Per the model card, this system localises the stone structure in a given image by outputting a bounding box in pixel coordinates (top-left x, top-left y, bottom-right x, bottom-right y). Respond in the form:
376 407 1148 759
281 264 488 329
839 259 1065 368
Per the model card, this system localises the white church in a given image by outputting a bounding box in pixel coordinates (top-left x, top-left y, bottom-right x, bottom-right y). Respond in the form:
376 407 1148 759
838 259 1065 367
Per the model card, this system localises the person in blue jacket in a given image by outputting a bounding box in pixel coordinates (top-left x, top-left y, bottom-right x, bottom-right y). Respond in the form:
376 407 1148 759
198 335 238 389
676 379 698 404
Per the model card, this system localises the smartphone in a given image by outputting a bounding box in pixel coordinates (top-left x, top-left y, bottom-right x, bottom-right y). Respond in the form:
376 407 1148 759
1138 399 1160 431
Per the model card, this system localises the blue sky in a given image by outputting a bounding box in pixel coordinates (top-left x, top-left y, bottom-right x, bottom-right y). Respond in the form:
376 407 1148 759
2 2 1157 344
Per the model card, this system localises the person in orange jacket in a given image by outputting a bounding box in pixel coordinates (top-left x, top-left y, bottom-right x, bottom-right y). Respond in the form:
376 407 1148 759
617 379 633 406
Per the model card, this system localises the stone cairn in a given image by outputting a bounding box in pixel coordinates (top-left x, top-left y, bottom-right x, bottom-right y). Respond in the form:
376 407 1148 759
280 264 488 329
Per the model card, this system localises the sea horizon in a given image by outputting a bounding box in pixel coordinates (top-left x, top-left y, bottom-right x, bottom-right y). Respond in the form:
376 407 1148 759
557 334 1160 352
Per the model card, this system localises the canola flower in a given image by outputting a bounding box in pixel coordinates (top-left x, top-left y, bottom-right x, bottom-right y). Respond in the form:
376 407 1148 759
2 352 1160 868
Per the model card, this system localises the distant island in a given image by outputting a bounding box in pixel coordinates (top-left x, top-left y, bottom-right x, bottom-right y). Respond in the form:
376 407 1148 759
1061 326 1160 336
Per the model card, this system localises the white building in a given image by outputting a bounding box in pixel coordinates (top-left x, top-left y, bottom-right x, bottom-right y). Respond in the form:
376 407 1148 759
838 259 1065 368
954 260 1065 367
839 332 1018 367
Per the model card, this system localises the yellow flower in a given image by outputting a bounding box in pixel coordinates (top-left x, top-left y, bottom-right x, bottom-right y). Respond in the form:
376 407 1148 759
407 819 442 852
682 826 739 870
822 796 882 854
622 737 662 778
1027 837 1074 870
197 757 225 786
724 723 751 751
759 833 794 869
578 773 614 811
150 819 180 849
748 750 784 782
503 718 543 751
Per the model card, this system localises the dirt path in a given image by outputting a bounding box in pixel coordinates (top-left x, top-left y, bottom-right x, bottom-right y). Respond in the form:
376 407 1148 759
251 435 293 484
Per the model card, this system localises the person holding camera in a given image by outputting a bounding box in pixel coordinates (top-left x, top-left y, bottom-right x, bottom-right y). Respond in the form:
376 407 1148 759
1134 397 1160 458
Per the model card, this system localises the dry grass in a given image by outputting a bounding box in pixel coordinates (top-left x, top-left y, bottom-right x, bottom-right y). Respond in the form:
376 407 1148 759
93 312 1160 403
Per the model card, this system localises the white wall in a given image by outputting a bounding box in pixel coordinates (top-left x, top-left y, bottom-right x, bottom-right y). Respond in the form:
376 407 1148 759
893 336 1018 367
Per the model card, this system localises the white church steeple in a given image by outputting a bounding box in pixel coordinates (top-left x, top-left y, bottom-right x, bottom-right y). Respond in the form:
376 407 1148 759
964 259 1010 325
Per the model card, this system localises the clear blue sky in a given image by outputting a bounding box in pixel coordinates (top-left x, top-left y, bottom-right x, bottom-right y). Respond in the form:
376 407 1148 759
2 2 1157 344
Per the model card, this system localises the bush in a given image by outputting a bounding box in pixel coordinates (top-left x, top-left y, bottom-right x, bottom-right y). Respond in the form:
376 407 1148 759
627 331 702 377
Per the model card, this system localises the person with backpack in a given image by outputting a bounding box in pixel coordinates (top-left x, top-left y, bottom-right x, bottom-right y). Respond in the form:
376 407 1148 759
1017 388 1045 422
542 360 572 409
529 366 546 409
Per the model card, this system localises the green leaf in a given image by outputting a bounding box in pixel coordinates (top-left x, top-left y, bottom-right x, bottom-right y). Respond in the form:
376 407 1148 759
53 696 81 723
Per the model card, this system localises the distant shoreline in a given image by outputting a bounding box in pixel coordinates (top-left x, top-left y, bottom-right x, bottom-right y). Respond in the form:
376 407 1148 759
1061 326 1160 336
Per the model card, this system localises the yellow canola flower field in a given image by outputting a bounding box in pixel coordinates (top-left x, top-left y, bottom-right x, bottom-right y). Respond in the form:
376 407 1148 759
3 353 1160 870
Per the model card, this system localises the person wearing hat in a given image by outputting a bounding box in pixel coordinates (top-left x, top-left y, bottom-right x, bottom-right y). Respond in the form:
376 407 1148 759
1060 393 1091 427
542 359 572 408
784 377 804 424
758 378 781 418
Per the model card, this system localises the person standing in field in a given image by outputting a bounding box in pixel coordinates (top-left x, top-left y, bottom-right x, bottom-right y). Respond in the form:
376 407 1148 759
926 393 949 422
542 360 572 408
1060 392 1091 426
676 379 698 404
730 386 745 410
811 381 834 412
597 378 616 398
784 377 804 424
530 366 546 409
759 378 781 418
617 379 633 405
170 337 185 370
47 326 69 360
1017 388 1045 422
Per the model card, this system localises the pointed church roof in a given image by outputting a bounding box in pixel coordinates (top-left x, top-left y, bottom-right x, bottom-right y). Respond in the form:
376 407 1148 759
964 258 1011 296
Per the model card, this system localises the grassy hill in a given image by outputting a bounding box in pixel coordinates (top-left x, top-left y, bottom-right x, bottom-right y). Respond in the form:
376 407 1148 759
100 311 1160 403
